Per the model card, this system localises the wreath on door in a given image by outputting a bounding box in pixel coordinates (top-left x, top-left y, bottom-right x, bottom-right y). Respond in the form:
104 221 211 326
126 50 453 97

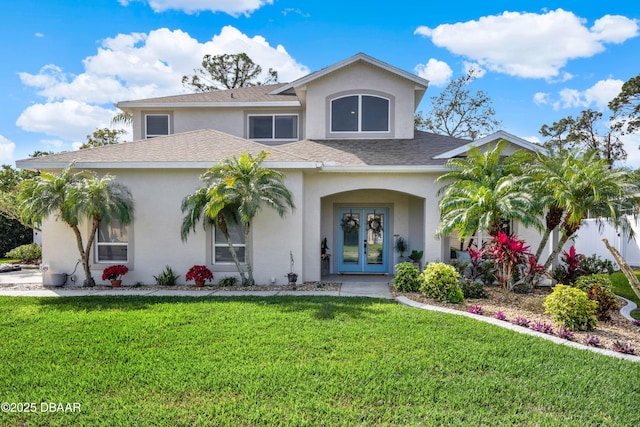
341 214 359 234
368 215 384 234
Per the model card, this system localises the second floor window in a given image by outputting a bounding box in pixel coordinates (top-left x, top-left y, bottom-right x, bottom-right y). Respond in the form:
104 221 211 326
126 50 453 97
248 115 298 140
331 95 389 133
145 114 170 138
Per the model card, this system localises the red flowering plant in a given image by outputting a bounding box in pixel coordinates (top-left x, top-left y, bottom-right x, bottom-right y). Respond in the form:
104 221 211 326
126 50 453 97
185 265 213 283
553 246 585 285
485 232 531 301
101 265 129 281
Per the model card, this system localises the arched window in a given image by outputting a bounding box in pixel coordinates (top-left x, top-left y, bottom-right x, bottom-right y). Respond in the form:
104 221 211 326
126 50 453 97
330 95 389 133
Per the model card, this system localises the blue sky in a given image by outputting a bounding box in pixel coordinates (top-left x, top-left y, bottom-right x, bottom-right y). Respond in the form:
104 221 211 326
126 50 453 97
1 1 639 166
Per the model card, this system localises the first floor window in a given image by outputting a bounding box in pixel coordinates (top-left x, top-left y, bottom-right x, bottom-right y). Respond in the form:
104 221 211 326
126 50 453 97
145 114 170 138
96 219 128 262
248 115 298 140
214 222 246 264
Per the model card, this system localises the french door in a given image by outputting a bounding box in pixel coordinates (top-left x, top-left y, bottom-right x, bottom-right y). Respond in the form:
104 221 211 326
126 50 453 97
337 208 388 273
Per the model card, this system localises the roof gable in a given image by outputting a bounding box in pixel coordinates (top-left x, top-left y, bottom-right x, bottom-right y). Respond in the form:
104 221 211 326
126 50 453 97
269 53 429 95
433 130 547 159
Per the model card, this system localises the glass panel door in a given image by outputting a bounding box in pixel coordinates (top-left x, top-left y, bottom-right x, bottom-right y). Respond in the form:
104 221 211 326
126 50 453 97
338 208 388 273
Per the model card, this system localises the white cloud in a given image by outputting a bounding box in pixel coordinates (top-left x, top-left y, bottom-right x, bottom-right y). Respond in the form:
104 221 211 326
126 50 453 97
533 92 550 106
16 100 118 141
415 9 639 79
17 26 308 142
555 79 624 110
119 0 273 17
619 132 640 169
414 59 452 87
522 135 541 144
0 135 16 163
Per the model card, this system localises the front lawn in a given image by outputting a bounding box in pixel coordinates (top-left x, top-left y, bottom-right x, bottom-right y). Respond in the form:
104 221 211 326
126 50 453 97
610 272 640 319
0 296 638 426
0 258 19 264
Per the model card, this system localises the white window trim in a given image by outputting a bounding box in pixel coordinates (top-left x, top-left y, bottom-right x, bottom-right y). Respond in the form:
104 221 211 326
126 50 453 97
95 224 130 264
247 113 299 141
213 227 246 265
330 94 390 133
144 113 170 139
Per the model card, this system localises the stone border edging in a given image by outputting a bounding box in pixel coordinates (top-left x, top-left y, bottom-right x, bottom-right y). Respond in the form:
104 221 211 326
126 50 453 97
395 296 640 363
619 296 638 322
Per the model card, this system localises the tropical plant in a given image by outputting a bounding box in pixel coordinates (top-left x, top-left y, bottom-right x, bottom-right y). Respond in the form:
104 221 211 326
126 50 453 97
574 274 619 321
185 265 213 283
392 262 421 292
101 265 129 281
579 254 615 275
544 285 598 331
552 246 586 285
484 232 531 301
459 277 487 299
534 150 639 269
436 141 541 240
18 168 134 287
154 266 180 286
181 151 295 286
218 276 238 287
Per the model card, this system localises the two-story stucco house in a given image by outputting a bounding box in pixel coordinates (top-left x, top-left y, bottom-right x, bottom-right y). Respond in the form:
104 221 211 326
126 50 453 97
18 53 545 286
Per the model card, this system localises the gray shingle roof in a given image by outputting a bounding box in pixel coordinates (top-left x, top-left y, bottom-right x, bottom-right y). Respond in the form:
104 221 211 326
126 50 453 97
16 130 470 170
116 84 297 107
279 131 469 166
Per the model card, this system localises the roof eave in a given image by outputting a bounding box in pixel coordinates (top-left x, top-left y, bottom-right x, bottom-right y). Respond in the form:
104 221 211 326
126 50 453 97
115 101 301 109
15 160 320 171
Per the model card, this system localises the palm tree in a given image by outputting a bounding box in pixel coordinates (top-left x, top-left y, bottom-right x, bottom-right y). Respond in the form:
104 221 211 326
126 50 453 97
540 151 639 269
18 168 133 287
181 187 245 283
529 150 571 260
181 151 295 285
436 140 542 244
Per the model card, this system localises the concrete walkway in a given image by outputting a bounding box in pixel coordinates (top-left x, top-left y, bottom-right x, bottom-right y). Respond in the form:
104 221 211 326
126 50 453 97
0 270 393 299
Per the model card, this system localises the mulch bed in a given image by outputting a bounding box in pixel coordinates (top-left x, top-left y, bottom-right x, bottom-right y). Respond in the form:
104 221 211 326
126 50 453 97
393 286 640 356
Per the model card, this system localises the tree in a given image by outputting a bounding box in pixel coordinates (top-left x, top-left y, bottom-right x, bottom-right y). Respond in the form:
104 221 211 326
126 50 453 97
181 187 245 283
536 151 639 269
18 168 134 287
181 151 294 285
182 53 278 93
540 109 626 165
79 128 126 150
111 110 132 127
609 73 640 135
415 69 500 140
436 140 541 241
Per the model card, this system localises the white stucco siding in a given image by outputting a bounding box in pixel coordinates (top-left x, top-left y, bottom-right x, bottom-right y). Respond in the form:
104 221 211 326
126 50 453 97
304 63 417 140
251 171 304 285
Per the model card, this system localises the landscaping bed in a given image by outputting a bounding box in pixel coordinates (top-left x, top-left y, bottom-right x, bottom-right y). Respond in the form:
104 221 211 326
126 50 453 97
393 285 640 355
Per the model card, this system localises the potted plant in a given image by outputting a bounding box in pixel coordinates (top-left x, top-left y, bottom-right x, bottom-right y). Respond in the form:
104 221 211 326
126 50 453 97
185 265 213 287
408 250 424 270
102 264 129 287
321 238 331 276
394 236 408 260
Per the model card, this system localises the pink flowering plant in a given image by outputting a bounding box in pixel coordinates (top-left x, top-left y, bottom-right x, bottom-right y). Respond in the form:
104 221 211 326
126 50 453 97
102 265 129 281
185 265 213 283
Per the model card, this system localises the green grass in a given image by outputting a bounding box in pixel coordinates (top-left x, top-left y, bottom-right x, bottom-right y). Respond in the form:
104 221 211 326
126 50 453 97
1 296 639 426
0 258 19 264
610 271 640 319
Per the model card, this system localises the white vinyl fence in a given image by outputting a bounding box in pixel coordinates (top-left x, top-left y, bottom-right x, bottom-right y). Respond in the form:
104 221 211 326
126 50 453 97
570 216 640 267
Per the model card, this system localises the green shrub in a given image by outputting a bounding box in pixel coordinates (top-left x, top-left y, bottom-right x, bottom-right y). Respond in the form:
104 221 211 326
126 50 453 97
574 275 619 321
154 266 180 286
5 243 41 262
218 276 238 287
392 262 421 292
544 285 598 331
419 262 463 303
459 277 487 298
580 254 614 275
